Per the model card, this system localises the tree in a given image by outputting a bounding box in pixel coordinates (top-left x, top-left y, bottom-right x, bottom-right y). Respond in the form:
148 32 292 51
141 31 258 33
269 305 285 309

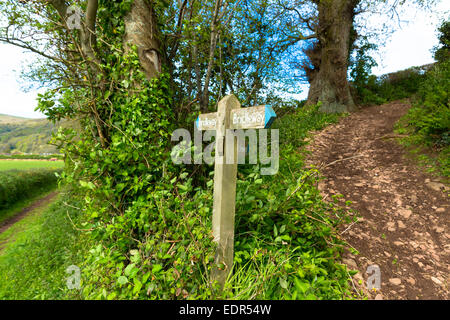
305 0 359 112
433 19 450 63
275 0 437 113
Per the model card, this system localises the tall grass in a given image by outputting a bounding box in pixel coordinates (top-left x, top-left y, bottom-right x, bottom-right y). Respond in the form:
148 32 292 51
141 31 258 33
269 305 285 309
0 191 85 299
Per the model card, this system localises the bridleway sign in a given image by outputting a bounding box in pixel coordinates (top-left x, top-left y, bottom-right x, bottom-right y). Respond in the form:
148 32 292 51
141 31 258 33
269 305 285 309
195 94 276 290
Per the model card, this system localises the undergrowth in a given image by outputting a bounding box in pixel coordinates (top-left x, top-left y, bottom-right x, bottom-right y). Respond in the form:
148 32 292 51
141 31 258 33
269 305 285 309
0 105 357 300
395 59 450 178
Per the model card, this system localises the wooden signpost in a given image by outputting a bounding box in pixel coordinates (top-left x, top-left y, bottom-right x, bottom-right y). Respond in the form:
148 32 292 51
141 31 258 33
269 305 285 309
195 94 276 290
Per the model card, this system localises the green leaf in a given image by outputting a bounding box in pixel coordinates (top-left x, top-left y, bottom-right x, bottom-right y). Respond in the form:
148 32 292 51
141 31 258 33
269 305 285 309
180 172 189 179
294 279 310 294
124 263 136 277
117 276 128 285
133 279 143 294
152 264 163 274
279 277 288 289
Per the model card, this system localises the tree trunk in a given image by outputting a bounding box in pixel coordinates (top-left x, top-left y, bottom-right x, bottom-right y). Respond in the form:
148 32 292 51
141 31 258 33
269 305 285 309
123 0 162 80
305 0 358 113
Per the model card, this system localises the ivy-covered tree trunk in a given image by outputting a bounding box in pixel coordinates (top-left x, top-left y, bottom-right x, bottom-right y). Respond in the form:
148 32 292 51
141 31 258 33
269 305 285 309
305 0 358 113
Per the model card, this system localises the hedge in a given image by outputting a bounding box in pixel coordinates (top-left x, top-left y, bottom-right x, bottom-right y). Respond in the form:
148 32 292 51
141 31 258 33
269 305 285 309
0 169 60 210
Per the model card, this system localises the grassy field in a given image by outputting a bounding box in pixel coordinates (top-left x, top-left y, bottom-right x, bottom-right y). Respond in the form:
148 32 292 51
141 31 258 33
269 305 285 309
0 160 64 171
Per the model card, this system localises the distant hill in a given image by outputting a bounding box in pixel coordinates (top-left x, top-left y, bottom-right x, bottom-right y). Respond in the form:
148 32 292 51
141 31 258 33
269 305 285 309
0 114 60 154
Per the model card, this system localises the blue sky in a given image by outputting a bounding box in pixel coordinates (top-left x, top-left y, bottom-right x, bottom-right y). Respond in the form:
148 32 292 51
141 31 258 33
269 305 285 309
0 1 449 118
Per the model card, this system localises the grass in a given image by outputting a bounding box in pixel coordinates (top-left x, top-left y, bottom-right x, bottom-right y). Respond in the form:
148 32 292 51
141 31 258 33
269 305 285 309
0 191 85 299
0 159 64 171
0 191 55 254
394 122 450 181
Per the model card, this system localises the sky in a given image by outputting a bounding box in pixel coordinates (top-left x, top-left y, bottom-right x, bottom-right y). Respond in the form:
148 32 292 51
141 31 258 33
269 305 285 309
0 2 449 118
370 1 449 76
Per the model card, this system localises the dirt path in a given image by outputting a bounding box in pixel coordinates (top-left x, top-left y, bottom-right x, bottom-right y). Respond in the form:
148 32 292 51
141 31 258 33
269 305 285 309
0 191 59 235
306 101 449 300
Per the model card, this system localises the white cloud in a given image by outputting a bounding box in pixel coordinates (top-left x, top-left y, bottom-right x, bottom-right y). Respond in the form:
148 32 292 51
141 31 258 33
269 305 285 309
0 44 45 119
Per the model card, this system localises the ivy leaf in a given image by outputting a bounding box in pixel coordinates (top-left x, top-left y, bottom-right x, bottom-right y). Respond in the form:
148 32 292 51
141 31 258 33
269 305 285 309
279 277 288 289
117 276 128 285
124 263 136 276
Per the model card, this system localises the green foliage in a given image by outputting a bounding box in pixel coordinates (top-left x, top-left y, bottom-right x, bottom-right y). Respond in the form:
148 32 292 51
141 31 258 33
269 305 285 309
0 192 85 299
44 57 191 299
352 20 449 106
348 34 431 106
376 68 427 101
79 177 217 300
351 65 428 106
2 0 355 301
396 19 450 177
433 19 450 63
75 104 352 300
349 37 385 106
408 61 450 144
277 103 342 146
27 101 354 300
0 168 60 211
395 60 450 177
32 0 216 300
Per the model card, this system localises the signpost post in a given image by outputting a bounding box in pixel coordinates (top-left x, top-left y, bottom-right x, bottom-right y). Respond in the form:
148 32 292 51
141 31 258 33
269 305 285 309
195 94 276 290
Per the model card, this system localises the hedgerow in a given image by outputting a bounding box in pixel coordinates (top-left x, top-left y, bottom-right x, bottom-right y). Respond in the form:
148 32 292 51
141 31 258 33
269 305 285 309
351 66 428 106
61 104 355 300
0 168 60 210
394 20 450 177
395 60 450 177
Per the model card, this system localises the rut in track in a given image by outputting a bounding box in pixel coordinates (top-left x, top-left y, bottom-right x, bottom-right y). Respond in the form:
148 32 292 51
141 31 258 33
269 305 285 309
0 191 58 235
306 101 449 300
